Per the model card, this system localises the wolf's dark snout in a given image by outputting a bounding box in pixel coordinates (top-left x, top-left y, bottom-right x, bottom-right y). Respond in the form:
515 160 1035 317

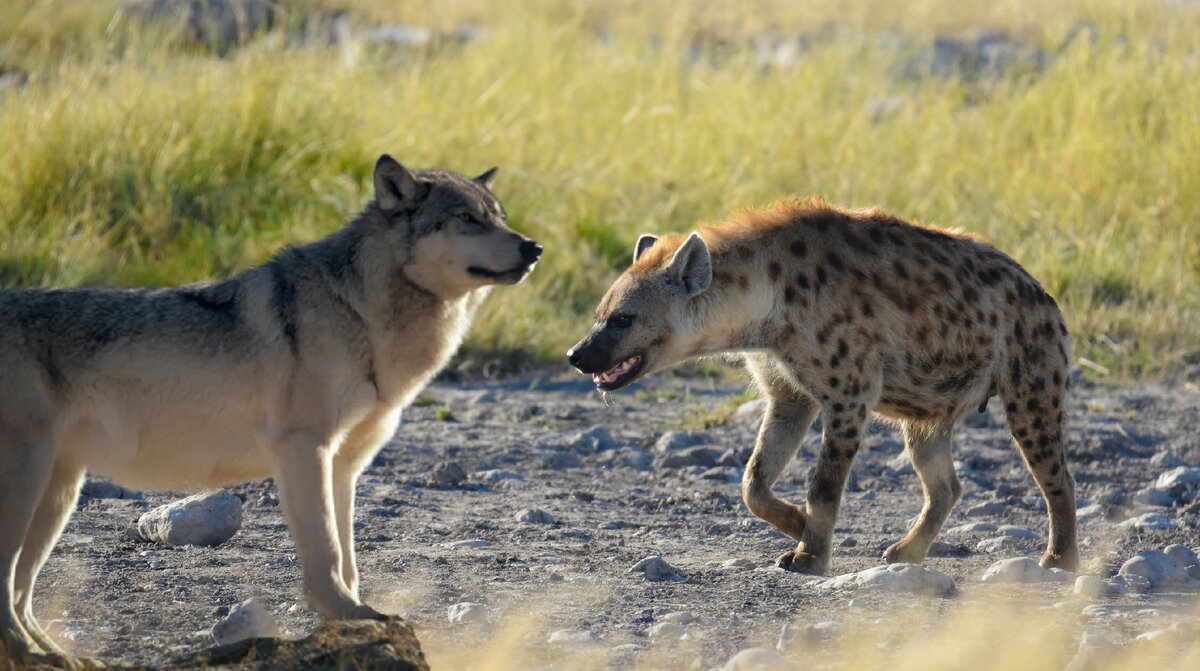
520 240 543 263
566 344 583 369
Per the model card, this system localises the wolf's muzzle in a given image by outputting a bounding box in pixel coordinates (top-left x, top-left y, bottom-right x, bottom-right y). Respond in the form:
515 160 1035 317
520 240 543 264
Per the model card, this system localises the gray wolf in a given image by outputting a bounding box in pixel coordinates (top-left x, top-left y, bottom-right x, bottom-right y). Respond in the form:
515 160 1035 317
567 196 1076 575
0 155 541 659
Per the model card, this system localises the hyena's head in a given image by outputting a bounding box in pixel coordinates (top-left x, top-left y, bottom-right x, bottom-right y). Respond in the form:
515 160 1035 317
567 232 712 391
372 155 542 295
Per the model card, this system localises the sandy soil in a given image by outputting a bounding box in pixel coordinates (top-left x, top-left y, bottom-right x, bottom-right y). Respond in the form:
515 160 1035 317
30 370 1200 668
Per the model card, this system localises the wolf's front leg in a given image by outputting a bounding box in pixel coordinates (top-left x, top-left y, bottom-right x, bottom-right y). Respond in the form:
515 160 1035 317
776 402 868 574
269 429 382 620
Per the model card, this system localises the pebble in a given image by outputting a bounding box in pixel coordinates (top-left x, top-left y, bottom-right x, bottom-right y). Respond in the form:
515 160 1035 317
514 508 555 525
136 490 242 547
571 425 616 453
723 647 798 671
733 398 767 420
721 558 757 571
1149 451 1185 468
472 469 524 485
981 557 1074 584
947 521 999 534
447 602 488 625
647 622 687 641
629 556 686 582
1073 575 1119 598
964 501 1007 517
429 461 467 487
997 525 1040 540
657 446 721 469
654 431 705 453
660 611 696 624
1117 512 1178 531
446 539 490 549
975 536 1021 553
816 563 954 596
548 629 598 645
211 598 278 645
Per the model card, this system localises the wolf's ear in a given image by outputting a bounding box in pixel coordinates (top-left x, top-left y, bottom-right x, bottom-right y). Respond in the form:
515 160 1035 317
633 234 658 263
374 155 424 214
474 167 499 191
666 232 712 297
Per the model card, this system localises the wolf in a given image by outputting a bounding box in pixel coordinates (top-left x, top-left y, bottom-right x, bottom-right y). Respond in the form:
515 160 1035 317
568 196 1076 575
0 155 541 659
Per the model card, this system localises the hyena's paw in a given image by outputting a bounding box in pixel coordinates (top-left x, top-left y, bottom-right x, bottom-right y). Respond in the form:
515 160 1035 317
882 540 928 565
775 548 829 575
1038 550 1079 573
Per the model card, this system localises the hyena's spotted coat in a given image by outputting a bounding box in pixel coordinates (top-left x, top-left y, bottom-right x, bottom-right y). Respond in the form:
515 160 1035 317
568 196 1077 574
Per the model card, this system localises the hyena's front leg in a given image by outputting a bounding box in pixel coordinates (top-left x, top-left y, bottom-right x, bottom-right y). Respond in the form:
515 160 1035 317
741 393 820 543
268 428 382 621
777 400 870 574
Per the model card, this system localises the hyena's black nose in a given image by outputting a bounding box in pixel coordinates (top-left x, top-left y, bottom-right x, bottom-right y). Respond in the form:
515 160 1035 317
521 240 543 263
567 345 583 368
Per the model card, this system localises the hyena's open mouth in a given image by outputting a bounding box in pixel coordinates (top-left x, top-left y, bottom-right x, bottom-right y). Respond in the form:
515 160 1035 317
593 354 644 391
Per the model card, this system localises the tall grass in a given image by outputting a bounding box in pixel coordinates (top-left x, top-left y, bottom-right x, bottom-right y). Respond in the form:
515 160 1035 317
1 0 1197 377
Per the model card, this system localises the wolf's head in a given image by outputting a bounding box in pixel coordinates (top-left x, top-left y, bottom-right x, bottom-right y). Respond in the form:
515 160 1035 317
567 232 712 391
371 155 541 296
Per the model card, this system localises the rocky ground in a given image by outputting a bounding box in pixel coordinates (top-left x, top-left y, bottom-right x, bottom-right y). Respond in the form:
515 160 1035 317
28 369 1200 670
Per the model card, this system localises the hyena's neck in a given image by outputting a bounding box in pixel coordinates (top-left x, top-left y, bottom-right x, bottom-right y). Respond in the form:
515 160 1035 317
684 245 777 356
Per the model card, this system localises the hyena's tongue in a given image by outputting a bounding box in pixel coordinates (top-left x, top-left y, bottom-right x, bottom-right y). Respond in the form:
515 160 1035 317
593 355 642 386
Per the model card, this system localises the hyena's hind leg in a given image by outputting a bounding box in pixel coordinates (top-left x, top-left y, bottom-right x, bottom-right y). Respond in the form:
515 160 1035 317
741 358 820 544
1002 352 1078 571
883 423 962 565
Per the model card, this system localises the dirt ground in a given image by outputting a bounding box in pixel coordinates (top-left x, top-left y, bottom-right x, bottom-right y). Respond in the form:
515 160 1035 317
30 368 1200 669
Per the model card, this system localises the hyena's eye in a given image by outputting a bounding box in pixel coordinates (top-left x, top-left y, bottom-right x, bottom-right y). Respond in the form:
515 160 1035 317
608 313 635 328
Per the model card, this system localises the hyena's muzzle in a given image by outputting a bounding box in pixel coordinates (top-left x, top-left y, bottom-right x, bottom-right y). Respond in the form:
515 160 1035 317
566 325 646 391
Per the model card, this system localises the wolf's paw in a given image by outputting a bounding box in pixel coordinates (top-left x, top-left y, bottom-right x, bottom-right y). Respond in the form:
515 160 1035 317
775 548 829 575
345 604 386 621
1038 549 1079 573
882 540 927 565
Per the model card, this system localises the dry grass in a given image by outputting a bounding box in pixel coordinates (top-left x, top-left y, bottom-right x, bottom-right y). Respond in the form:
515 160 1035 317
1 0 1197 378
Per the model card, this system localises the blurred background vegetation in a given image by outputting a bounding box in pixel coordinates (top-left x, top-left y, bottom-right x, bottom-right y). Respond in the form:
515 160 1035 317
1 0 1197 379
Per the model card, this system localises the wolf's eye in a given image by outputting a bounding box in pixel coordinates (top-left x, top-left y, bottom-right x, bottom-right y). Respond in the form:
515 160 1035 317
608 313 635 328
454 214 485 233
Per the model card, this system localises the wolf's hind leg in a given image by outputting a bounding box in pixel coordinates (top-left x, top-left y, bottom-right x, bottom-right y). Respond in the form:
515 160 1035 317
12 462 84 656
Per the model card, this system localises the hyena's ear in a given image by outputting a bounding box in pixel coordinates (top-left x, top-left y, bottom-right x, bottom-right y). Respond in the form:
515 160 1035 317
374 155 425 214
474 167 499 191
666 232 712 297
633 234 658 263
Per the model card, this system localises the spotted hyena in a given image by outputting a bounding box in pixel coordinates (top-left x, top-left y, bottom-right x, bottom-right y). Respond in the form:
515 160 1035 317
567 196 1077 574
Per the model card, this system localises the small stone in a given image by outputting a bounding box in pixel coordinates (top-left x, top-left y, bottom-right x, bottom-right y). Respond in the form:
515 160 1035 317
447 602 488 625
447 539 489 549
211 598 278 645
429 461 467 487
571 425 616 453
514 508 555 525
1149 452 1185 468
137 490 242 547
472 469 524 485
722 558 757 571
975 536 1021 554
657 446 721 469
733 398 767 420
660 611 695 624
964 501 1007 517
946 522 999 534
629 556 686 582
548 629 597 645
1073 576 1114 598
723 647 798 671
1154 466 1200 490
1118 546 1200 588
647 622 687 641
654 431 704 453
997 525 1040 541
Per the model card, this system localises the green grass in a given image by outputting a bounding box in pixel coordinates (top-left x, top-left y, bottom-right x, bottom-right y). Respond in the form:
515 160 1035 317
2 0 1198 378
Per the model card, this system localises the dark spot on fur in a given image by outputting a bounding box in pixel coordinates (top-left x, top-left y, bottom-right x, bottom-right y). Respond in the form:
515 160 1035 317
739 275 749 290
826 251 844 272
784 286 796 303
832 403 845 412
790 240 807 257
1010 358 1021 387
768 261 782 281
892 260 910 280
860 300 874 318
829 376 840 388
815 266 827 286
795 274 810 291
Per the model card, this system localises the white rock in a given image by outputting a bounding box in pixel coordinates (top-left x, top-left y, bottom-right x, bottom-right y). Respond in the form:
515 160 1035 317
997 525 1040 540
211 598 278 645
1118 546 1200 588
976 536 1021 553
722 558 757 571
137 490 242 547
946 521 999 534
647 622 687 641
660 611 695 624
571 425 615 453
629 556 686 582
514 508 555 524
472 469 524 484
981 557 1073 584
1076 503 1105 520
816 563 954 596
733 398 767 420
654 431 703 453
1154 466 1200 490
1118 512 1178 531
446 539 490 549
1073 575 1116 598
723 647 798 671
1149 452 1185 468
548 629 598 645
447 602 488 625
